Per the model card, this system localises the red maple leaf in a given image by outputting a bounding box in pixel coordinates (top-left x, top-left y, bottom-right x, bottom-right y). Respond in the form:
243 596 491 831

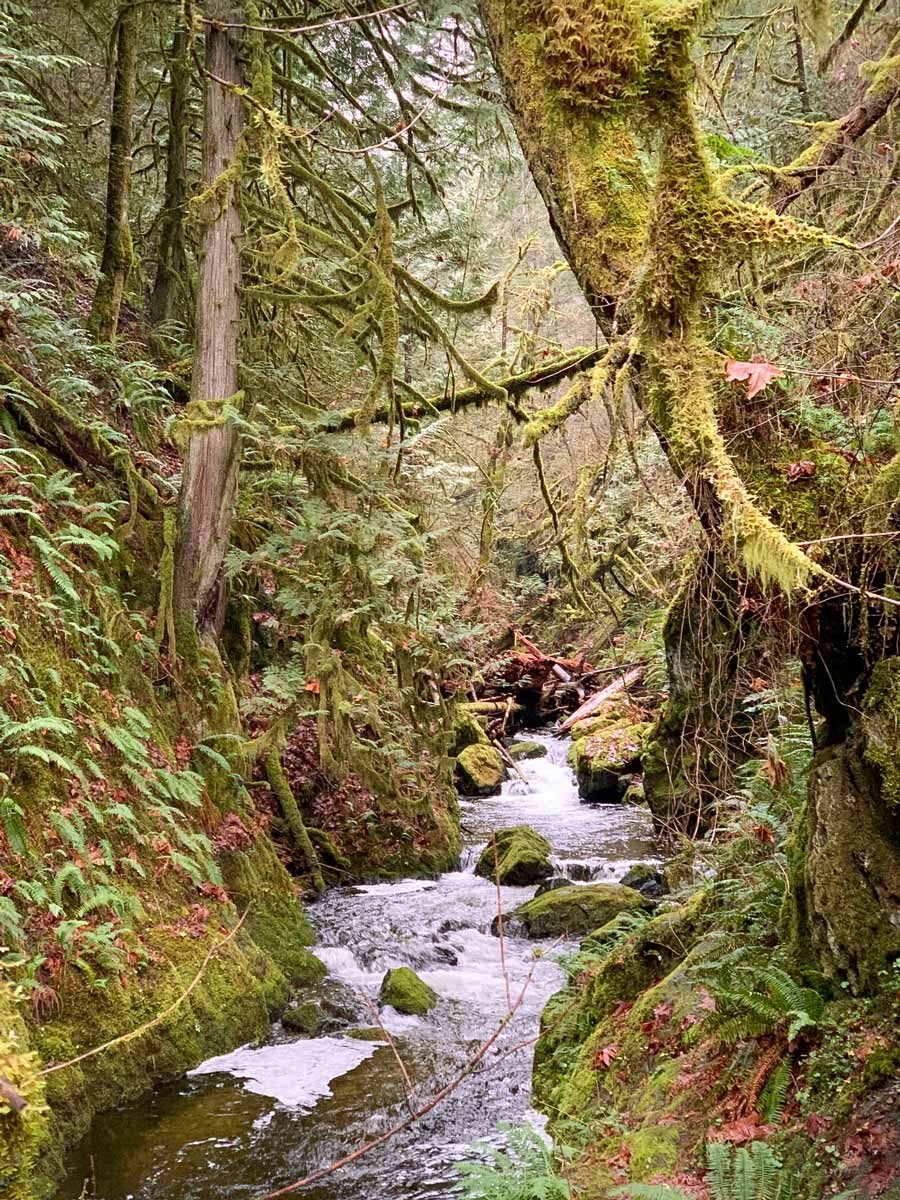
725 357 785 399
592 1042 619 1069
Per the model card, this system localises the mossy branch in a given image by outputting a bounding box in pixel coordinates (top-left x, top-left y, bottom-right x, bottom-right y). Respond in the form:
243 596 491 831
522 338 635 445
0 357 161 517
332 346 605 431
264 744 325 892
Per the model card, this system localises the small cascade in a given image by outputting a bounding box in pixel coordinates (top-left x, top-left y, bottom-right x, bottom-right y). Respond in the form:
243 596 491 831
58 730 658 1200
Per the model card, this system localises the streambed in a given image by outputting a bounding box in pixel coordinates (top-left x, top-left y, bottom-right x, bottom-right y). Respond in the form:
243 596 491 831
58 734 656 1200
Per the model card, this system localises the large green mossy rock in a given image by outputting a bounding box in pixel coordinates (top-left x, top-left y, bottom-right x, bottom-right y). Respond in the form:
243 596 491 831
449 710 489 757
497 882 650 939
455 742 506 796
474 825 553 886
508 739 547 761
379 967 438 1015
568 720 650 804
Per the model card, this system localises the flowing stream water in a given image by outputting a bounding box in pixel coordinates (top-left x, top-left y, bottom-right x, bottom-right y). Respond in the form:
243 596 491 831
58 733 657 1200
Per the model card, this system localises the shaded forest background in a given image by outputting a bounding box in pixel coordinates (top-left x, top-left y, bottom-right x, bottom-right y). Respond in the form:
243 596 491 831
0 0 899 1196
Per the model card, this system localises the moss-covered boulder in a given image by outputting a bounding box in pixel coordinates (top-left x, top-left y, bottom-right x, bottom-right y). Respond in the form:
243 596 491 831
474 825 553 885
281 1002 326 1035
568 719 650 804
495 882 650 939
535 876 571 898
455 743 506 795
508 739 548 761
449 709 490 757
620 863 669 899
379 967 438 1015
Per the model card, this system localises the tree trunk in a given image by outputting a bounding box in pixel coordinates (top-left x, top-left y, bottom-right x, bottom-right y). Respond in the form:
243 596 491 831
88 3 139 341
173 1 245 650
149 23 191 328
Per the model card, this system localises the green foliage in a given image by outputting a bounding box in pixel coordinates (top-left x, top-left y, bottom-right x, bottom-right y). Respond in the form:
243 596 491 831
457 1124 572 1199
614 1140 791 1200
693 962 825 1045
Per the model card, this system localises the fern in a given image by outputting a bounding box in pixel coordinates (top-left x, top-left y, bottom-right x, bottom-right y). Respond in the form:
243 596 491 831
759 1059 791 1124
0 796 28 855
0 896 26 945
704 1141 789 1200
48 810 88 859
77 886 141 920
52 862 88 906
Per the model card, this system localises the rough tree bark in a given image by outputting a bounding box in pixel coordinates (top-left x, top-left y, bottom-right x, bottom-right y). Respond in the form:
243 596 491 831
149 22 191 327
173 1 245 650
88 2 139 341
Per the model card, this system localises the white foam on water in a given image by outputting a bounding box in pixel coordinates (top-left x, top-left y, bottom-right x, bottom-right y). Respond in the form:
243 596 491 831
188 1036 379 1109
356 879 438 896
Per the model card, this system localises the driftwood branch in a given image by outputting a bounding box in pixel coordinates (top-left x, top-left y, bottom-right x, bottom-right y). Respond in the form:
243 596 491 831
556 666 645 733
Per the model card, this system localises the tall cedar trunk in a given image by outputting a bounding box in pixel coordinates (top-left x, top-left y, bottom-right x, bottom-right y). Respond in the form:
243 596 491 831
149 23 191 327
173 2 245 646
88 3 138 341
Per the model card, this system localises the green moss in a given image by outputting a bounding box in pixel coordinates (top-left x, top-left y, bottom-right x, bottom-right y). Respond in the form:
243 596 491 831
568 719 649 802
625 1122 682 1177
508 739 547 761
281 1001 325 1035
455 742 506 795
508 882 649 940
31 927 286 1195
379 967 437 1015
475 825 553 885
861 656 900 808
532 891 710 1111
0 985 48 1200
219 838 325 988
449 710 490 756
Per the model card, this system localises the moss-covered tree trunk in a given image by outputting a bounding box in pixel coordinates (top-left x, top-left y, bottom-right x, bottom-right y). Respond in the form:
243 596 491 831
790 570 900 993
88 2 139 341
149 22 190 328
173 1 245 649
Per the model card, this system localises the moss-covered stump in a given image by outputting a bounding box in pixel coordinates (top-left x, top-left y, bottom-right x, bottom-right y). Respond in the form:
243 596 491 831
455 742 506 796
474 825 553 885
508 739 547 761
379 967 438 1015
495 882 650 939
567 720 649 803
794 703 900 993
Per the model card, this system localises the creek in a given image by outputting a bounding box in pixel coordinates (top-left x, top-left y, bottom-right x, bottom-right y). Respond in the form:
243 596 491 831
58 733 656 1200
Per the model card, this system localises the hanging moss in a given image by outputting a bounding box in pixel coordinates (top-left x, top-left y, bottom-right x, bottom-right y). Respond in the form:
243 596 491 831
264 746 325 891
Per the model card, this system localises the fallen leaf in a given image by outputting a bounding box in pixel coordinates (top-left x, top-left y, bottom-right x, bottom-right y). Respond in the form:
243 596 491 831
710 1116 775 1144
787 460 816 482
592 1042 619 1069
725 357 785 400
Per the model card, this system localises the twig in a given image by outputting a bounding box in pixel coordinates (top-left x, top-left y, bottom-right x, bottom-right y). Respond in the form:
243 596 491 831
494 838 512 1013
359 991 417 1113
256 958 540 1199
